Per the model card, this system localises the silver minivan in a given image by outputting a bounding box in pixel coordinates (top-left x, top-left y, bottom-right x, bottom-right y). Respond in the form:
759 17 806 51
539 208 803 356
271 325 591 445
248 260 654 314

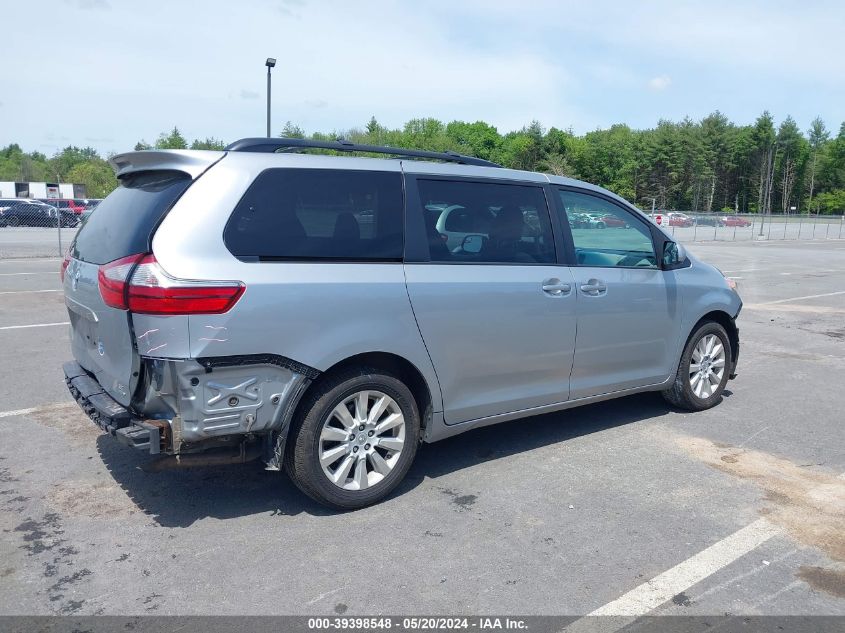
62 138 741 509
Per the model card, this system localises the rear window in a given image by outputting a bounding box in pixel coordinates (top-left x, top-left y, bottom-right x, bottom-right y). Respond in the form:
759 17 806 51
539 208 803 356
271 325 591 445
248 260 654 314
71 170 191 265
224 168 404 261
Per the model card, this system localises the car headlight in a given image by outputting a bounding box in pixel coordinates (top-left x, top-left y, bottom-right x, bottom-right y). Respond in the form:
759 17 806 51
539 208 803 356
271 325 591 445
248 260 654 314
715 267 738 292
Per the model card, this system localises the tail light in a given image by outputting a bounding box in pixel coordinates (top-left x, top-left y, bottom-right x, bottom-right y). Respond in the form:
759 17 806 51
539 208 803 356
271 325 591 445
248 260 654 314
98 253 244 315
60 250 71 282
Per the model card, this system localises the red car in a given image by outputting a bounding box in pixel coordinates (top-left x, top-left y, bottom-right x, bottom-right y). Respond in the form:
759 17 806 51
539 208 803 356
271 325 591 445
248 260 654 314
599 214 628 228
721 216 752 227
37 198 87 215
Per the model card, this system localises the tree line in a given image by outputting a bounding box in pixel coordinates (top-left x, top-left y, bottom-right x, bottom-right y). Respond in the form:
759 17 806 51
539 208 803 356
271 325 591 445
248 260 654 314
2 112 844 213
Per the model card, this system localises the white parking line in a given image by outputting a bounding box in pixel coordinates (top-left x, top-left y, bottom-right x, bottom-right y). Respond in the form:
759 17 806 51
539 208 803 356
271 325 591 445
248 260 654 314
591 519 781 617
565 470 845 632
0 289 62 295
762 290 845 305
0 402 71 419
0 321 69 331
563 519 782 633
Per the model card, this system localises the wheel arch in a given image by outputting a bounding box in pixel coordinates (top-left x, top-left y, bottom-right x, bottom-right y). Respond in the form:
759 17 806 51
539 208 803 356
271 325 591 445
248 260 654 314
687 310 739 371
296 351 436 434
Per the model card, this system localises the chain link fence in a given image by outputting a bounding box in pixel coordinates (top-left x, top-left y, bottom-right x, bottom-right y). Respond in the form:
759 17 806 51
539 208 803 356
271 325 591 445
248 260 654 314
0 199 98 259
648 211 845 243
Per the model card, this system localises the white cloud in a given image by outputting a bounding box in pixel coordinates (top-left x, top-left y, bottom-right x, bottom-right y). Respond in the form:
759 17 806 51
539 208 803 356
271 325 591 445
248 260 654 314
647 75 672 92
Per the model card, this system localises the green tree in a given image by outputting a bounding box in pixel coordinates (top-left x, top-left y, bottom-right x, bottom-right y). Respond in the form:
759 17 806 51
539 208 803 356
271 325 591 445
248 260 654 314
49 146 100 180
65 160 118 198
817 122 845 196
751 112 777 213
0 144 49 182
813 189 845 214
281 121 305 139
444 121 501 159
402 118 448 150
190 137 226 150
774 116 807 212
155 127 188 149
698 112 733 211
806 117 829 209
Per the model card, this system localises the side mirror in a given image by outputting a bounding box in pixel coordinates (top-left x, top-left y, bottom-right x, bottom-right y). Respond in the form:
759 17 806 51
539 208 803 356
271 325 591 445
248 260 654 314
461 234 485 254
661 240 683 269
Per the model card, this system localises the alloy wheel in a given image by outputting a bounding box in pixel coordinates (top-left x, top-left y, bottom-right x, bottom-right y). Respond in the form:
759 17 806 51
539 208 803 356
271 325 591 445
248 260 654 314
318 390 406 491
689 333 726 399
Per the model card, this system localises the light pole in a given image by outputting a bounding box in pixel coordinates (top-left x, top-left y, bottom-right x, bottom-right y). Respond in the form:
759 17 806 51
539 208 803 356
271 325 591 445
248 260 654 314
265 58 276 137
55 173 62 256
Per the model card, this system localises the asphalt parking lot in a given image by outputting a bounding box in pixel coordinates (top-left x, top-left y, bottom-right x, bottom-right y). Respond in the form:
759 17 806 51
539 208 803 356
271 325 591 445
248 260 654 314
0 239 843 620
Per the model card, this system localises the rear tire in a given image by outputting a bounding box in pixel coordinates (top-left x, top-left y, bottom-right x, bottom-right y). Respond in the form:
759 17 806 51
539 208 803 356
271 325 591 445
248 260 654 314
284 366 420 510
662 321 731 411
7 216 20 227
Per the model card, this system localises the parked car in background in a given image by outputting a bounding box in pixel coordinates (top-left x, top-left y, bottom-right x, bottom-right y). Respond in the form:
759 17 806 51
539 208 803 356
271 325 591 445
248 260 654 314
667 212 695 227
694 215 724 227
568 212 591 229
598 214 628 228
75 198 100 211
583 213 608 228
721 215 752 227
37 198 87 214
0 199 79 227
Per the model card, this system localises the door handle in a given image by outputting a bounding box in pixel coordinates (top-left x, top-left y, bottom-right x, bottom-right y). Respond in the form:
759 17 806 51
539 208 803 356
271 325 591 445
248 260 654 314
580 279 607 296
541 279 571 296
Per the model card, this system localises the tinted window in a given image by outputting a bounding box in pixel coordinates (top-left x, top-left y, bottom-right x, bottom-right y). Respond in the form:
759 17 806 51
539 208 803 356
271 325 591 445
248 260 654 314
558 190 657 268
71 170 191 265
417 179 555 264
225 169 403 261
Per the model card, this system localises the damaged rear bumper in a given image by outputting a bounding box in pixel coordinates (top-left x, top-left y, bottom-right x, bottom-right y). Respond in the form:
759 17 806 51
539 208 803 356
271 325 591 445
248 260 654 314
63 355 317 466
64 361 166 454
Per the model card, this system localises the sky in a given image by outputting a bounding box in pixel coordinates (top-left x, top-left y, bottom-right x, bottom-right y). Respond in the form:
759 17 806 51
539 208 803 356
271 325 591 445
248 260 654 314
1 0 844 156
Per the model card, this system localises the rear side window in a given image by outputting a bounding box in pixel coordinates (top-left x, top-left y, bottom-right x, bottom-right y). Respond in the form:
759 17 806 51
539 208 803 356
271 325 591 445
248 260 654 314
416 179 556 264
224 169 404 261
71 170 191 265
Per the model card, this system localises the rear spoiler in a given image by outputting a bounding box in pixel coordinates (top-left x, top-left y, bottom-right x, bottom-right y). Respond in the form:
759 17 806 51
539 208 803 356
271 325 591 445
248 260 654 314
109 150 226 180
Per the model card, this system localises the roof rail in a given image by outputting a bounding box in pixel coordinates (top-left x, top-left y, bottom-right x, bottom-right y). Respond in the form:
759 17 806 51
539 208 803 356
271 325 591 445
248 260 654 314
224 137 501 168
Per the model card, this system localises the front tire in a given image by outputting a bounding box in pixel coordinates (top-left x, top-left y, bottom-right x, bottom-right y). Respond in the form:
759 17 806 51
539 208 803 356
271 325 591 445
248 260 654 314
662 321 731 411
284 366 420 510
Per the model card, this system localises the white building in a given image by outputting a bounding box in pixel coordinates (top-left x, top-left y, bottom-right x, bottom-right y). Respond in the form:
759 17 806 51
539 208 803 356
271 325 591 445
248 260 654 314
0 181 82 199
